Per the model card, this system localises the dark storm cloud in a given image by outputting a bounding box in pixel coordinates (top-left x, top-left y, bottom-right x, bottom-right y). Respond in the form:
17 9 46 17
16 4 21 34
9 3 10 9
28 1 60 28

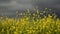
0 0 60 16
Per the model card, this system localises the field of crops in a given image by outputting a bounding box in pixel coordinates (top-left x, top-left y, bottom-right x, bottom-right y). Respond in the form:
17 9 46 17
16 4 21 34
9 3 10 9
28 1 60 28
0 8 60 34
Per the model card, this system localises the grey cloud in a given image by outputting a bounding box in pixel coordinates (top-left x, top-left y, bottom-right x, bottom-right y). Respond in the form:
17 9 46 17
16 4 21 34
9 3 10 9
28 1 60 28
0 0 12 3
0 0 60 9
0 0 34 10
0 0 60 16
53 4 60 9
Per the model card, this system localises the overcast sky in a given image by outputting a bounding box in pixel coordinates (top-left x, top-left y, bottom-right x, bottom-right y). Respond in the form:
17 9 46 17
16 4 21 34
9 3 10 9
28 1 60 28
0 0 60 17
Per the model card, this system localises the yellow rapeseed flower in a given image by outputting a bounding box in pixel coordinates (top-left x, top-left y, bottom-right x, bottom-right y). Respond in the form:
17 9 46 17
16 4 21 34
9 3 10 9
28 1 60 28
14 31 18 34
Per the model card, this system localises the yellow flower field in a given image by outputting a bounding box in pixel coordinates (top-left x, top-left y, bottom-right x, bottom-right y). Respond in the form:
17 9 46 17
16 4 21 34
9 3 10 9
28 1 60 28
0 8 60 34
